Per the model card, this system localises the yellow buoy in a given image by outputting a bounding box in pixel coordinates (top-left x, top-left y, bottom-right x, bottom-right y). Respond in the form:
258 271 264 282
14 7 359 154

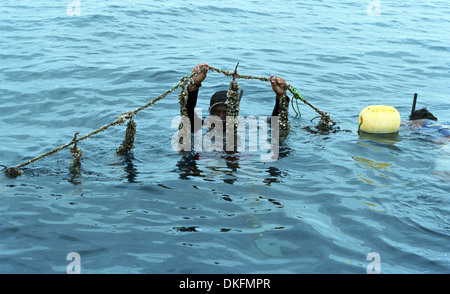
359 105 401 134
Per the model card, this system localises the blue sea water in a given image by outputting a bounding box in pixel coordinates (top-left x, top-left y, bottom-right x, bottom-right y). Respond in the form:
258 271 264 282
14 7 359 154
0 0 449 274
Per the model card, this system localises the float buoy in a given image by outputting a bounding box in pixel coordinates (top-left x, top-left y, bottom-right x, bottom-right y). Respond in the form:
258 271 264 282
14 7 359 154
359 105 400 134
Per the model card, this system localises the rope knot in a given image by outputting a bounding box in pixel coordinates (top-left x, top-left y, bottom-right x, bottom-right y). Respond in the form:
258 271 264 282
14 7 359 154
119 111 134 123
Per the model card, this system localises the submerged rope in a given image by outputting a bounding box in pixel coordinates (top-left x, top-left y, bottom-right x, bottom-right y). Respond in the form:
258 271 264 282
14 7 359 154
4 64 336 178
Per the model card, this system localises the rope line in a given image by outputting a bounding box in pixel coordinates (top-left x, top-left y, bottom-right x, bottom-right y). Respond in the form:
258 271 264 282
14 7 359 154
4 64 336 178
209 65 335 129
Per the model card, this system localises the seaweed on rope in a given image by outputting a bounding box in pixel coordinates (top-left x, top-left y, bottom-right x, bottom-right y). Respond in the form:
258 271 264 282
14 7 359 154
3 63 338 178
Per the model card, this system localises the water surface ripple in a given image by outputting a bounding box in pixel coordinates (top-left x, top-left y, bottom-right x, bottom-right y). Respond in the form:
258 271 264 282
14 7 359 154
1 0 449 273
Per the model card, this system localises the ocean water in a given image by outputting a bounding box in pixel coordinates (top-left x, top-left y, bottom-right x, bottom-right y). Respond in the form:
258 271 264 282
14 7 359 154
0 0 449 274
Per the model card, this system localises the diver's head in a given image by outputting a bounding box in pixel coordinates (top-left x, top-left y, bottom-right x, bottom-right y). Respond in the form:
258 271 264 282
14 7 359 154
209 90 244 121
209 91 228 120
409 108 438 121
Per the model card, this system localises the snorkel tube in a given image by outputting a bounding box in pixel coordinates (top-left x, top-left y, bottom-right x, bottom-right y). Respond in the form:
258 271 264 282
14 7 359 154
410 93 418 118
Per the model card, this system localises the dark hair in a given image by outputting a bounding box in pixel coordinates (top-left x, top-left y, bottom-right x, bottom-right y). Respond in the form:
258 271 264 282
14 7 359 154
409 108 437 121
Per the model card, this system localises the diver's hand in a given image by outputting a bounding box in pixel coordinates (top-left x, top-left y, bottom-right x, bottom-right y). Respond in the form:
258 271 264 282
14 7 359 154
189 63 209 91
270 75 287 98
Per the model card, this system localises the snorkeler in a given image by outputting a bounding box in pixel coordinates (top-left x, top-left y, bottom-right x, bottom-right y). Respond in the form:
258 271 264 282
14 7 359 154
186 63 289 132
407 107 450 179
407 108 450 143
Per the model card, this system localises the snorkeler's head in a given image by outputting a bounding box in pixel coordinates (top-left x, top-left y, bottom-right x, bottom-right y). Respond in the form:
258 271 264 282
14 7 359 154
209 91 228 117
208 90 244 119
409 108 438 121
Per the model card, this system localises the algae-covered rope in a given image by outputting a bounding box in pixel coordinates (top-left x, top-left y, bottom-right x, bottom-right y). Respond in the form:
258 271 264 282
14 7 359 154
70 132 83 166
209 65 337 133
287 86 336 132
4 67 207 178
209 65 335 124
3 64 336 178
4 112 133 178
116 118 137 155
208 66 272 82
226 62 241 118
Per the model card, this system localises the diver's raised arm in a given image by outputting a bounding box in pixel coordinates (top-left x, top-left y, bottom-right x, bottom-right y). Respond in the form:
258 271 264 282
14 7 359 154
188 63 209 92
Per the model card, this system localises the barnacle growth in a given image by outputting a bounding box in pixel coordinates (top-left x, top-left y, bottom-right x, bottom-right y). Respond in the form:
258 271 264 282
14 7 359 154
278 94 290 138
177 77 191 149
5 167 23 178
116 118 137 155
4 63 339 178
70 132 83 165
178 77 190 117
224 63 241 151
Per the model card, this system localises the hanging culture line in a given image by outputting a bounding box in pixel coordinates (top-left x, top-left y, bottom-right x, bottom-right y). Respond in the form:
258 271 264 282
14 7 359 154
207 65 336 130
3 64 335 178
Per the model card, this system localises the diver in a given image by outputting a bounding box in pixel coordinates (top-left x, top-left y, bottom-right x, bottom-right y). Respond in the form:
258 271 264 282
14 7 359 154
174 63 289 178
186 63 289 132
407 107 450 143
407 107 450 179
